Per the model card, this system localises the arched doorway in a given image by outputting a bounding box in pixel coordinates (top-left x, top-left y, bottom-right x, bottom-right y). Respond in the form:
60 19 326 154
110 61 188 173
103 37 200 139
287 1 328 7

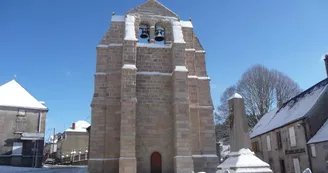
150 152 162 173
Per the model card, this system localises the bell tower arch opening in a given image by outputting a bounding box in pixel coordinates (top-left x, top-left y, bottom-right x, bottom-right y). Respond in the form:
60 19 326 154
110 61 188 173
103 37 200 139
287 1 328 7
150 152 162 173
154 25 165 45
139 23 150 43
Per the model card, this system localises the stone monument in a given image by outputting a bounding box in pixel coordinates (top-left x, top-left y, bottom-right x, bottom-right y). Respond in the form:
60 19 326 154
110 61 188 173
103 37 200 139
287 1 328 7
216 93 273 173
88 0 218 173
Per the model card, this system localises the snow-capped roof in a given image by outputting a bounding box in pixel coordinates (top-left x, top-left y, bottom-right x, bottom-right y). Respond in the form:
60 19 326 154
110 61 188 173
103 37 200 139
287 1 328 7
308 119 328 144
0 80 47 110
65 120 90 133
229 93 243 100
250 79 328 138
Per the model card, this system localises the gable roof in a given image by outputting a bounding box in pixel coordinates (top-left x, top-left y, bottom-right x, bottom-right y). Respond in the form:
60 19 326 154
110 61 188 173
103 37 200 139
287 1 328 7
126 0 179 18
308 119 328 144
65 120 90 133
250 78 328 138
0 80 47 110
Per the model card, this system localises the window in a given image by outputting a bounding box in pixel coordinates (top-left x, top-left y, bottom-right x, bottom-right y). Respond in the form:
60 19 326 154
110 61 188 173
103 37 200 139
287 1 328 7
279 159 286 173
266 135 271 151
276 131 282 149
252 141 260 152
15 117 27 133
289 126 297 147
12 142 23 155
310 144 316 157
293 158 301 173
18 109 26 116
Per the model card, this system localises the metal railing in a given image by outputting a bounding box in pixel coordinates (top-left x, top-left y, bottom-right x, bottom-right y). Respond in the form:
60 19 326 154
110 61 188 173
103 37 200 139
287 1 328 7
61 150 88 165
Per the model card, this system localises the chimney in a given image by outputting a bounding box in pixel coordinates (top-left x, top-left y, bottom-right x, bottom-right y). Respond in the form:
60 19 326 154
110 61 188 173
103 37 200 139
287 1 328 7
324 54 328 77
72 123 75 130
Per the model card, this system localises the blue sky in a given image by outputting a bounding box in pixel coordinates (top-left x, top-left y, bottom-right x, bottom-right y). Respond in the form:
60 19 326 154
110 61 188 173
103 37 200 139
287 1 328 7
1 0 328 139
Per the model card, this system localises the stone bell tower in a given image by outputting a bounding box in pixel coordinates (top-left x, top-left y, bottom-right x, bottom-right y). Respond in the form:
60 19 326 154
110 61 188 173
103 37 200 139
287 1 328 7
89 0 218 173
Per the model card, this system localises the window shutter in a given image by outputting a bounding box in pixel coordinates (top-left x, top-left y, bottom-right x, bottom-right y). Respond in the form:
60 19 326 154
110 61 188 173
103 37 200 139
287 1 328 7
276 131 282 149
310 144 316 157
266 135 271 151
293 158 301 173
289 126 296 147
15 117 27 132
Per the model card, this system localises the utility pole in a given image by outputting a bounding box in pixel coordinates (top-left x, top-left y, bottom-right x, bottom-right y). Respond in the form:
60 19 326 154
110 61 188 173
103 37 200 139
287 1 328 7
52 128 55 159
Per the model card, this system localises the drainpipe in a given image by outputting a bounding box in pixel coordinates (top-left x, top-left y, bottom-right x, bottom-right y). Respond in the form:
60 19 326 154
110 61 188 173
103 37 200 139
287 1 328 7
301 119 313 171
37 112 41 133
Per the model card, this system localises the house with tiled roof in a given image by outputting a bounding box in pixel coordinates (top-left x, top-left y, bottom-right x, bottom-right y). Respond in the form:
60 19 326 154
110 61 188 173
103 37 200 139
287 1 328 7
0 80 48 168
250 54 328 173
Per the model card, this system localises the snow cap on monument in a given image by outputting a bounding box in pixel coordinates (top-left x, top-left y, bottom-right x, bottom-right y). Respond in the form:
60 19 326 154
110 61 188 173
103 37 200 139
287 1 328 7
228 93 243 100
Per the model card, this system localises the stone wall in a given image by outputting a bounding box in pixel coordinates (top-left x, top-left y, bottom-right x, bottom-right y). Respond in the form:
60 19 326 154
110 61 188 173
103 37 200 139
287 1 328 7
136 75 173 173
58 132 89 156
136 47 172 73
99 22 125 45
310 142 328 173
0 107 46 168
251 120 310 173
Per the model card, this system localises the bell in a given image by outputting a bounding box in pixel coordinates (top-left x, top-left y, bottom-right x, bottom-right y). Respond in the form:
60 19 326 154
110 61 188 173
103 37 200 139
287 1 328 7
140 29 149 39
155 28 164 42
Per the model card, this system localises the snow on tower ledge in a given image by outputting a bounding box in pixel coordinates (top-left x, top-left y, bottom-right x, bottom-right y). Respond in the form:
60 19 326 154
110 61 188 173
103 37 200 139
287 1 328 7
174 66 188 72
124 15 137 41
112 15 125 22
180 20 193 28
122 64 137 70
228 93 243 100
172 21 186 43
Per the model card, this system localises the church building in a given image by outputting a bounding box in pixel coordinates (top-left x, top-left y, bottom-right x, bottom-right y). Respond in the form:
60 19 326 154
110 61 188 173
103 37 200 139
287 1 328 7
89 1 218 173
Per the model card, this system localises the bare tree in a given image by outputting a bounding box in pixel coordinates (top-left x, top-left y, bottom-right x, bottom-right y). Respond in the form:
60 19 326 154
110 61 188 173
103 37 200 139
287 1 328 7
215 64 302 135
271 70 302 107
236 65 276 122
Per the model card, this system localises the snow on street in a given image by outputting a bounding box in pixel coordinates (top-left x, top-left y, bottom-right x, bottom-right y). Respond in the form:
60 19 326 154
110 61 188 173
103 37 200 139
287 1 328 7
0 165 87 173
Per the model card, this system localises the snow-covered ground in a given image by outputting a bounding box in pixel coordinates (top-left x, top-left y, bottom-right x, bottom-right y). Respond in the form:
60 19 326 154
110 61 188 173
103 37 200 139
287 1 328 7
0 165 87 173
0 166 39 173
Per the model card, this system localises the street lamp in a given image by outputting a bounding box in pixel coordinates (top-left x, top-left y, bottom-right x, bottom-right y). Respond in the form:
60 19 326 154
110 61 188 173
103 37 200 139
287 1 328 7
85 149 88 160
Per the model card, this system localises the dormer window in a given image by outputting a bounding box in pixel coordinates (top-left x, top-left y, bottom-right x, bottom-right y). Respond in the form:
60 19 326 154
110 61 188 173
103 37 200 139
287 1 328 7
138 23 150 43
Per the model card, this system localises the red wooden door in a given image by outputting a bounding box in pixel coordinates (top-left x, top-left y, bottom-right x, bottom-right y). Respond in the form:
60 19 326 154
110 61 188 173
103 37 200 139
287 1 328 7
151 152 162 173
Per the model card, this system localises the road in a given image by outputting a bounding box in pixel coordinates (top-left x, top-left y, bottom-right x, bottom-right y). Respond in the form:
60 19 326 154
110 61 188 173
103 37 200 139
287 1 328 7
1 165 88 173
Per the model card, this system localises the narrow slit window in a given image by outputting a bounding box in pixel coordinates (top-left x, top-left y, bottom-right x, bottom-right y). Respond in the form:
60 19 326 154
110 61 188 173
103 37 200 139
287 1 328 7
289 126 297 147
266 135 271 151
